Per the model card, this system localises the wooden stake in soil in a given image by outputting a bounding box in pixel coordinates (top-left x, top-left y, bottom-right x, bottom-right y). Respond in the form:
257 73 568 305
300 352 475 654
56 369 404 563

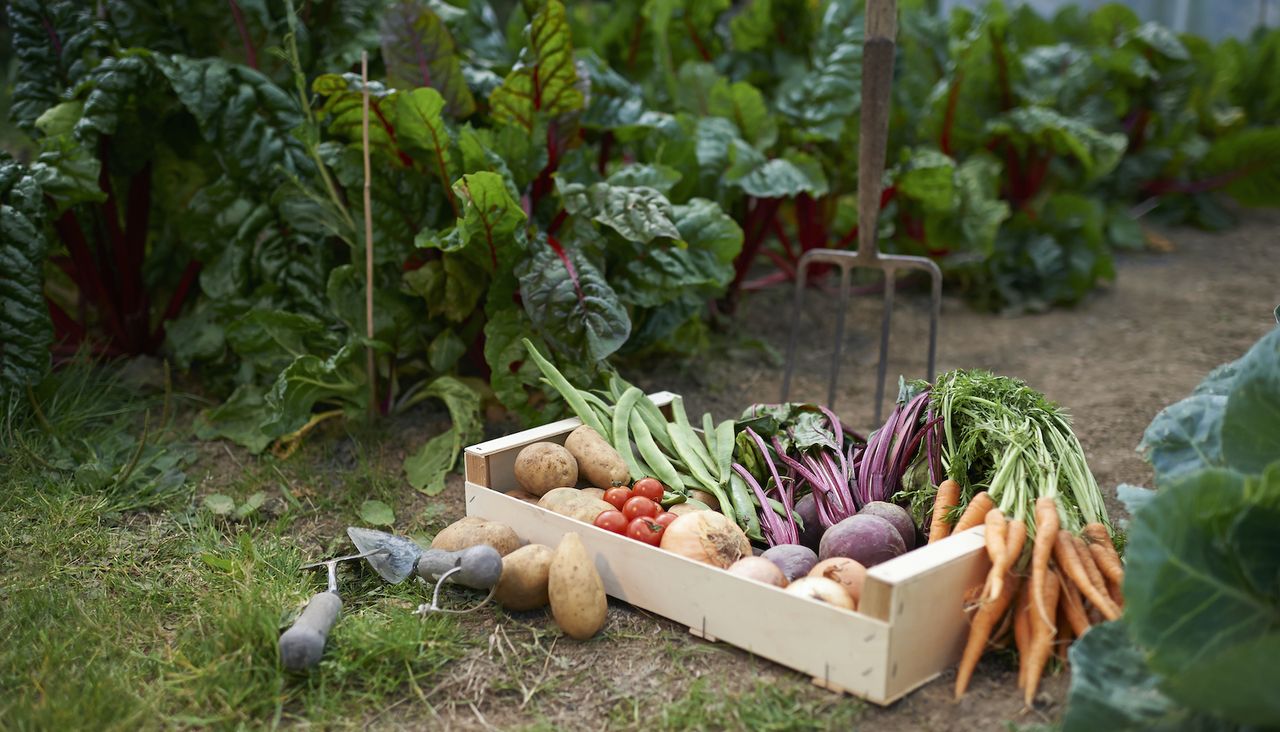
360 51 376 419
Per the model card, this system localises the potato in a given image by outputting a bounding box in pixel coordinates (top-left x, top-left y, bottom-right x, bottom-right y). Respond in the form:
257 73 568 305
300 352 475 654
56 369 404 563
494 544 554 611
430 516 521 556
580 487 606 501
564 426 629 489
538 488 614 524
514 442 578 497
504 489 541 504
548 533 607 639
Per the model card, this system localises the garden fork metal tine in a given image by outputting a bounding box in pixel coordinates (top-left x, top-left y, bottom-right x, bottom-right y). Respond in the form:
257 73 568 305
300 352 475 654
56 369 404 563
779 0 943 426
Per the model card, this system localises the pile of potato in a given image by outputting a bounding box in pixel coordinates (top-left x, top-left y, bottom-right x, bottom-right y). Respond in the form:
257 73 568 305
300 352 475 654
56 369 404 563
430 514 608 640
505 426 632 523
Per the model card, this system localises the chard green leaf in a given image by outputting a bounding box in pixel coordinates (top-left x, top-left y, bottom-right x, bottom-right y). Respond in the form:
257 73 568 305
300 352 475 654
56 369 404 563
1198 128 1280 207
578 51 647 130
606 164 683 196
709 79 777 149
403 376 483 495
1125 463 1280 727
261 345 366 438
225 309 336 375
895 149 957 213
453 171 527 254
484 308 545 422
517 233 631 361
489 0 583 131
379 0 476 117
312 74 406 164
195 385 274 454
427 328 467 373
358 499 396 526
672 198 744 265
985 107 1127 181
325 265 418 347
0 159 53 399
674 62 723 117
7 0 108 133
396 88 459 195
729 0 772 51
558 181 681 243
775 0 862 141
159 56 312 190
726 147 829 199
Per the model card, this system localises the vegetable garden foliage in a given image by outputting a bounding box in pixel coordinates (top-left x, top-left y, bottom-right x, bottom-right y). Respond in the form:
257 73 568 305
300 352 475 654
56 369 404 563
3 0 1279 483
573 0 1280 311
1063 324 1280 731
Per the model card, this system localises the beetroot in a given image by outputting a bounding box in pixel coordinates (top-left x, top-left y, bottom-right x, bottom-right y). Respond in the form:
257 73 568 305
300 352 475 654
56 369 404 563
858 501 917 550
794 493 824 551
818 514 906 567
760 544 819 582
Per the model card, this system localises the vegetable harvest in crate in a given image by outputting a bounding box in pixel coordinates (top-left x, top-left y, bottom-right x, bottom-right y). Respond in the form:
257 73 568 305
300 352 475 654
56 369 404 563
521 341 1124 698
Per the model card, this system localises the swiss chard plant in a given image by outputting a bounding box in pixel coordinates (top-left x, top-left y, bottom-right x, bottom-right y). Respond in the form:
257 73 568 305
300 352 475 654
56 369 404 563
1063 320 1280 731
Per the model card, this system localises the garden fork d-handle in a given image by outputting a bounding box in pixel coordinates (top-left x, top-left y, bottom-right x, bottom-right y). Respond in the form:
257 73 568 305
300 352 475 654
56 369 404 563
857 0 898 260
279 591 342 671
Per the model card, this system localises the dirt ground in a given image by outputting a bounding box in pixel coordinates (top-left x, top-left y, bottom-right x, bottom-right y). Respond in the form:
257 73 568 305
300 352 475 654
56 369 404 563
218 208 1277 731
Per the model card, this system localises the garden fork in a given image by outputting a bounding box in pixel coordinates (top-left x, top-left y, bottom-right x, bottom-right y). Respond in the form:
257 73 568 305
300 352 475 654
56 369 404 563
780 0 942 425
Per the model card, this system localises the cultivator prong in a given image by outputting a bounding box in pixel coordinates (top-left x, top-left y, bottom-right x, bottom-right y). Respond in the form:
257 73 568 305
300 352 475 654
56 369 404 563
779 0 943 426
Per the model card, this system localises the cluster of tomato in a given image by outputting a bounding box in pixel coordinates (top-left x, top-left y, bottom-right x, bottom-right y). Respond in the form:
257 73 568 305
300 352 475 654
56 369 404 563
592 477 677 546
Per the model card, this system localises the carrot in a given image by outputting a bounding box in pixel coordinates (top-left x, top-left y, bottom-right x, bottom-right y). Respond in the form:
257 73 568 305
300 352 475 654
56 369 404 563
1055 610 1073 664
1058 532 1120 621
954 491 995 533
929 479 961 543
954 571 1022 699
1024 567 1060 705
1082 523 1124 580
1013 582 1031 689
1056 568 1090 637
983 508 1008 601
1030 497 1060 629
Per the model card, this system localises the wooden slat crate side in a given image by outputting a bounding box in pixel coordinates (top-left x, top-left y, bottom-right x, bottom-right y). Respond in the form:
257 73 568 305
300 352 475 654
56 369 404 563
465 483 896 702
869 528 990 702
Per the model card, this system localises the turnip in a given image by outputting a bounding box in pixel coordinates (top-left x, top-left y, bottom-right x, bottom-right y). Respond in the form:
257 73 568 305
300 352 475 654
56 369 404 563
818 514 906 567
858 501 917 550
760 544 819 582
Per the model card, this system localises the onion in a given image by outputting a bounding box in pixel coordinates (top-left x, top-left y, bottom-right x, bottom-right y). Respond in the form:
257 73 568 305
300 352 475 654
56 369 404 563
668 502 709 516
784 576 855 611
808 558 866 608
726 556 787 587
761 544 819 582
660 511 750 568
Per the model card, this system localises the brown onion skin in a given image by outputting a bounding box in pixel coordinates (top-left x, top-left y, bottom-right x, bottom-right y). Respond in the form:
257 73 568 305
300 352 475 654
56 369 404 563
808 557 867 608
659 512 750 568
727 556 788 587
784 576 855 611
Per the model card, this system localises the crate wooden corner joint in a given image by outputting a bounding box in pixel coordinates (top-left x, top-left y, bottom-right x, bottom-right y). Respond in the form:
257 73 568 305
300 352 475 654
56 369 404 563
463 392 990 706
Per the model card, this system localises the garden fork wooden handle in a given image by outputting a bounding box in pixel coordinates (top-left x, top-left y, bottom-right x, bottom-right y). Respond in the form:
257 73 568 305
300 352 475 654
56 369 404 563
857 0 898 260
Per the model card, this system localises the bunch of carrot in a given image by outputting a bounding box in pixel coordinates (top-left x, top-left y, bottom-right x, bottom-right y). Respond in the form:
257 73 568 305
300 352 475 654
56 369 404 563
935 481 1126 703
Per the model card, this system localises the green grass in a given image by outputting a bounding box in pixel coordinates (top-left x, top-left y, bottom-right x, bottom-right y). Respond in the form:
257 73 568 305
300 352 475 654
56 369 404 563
0 364 471 730
607 678 864 731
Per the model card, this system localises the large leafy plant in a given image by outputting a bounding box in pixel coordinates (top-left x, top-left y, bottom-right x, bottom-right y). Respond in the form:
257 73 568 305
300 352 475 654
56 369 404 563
1063 321 1280 731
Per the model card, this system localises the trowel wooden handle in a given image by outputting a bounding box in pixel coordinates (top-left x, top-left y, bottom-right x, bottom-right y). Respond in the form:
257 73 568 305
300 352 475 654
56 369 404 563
279 591 342 671
857 0 899 259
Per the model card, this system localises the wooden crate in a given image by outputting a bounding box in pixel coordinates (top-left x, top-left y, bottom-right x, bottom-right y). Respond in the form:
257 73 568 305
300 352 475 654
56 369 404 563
463 392 990 705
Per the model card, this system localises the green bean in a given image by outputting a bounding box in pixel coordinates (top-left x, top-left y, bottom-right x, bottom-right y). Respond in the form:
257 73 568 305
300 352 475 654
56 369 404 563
702 413 718 458
729 472 761 539
714 420 735 486
665 422 719 492
635 394 677 453
522 339 607 436
612 388 648 481
630 410 685 494
577 389 615 421
671 397 717 478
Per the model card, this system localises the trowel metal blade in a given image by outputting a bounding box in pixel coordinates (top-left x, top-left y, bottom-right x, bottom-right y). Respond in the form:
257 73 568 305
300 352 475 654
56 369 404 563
346 527 422 584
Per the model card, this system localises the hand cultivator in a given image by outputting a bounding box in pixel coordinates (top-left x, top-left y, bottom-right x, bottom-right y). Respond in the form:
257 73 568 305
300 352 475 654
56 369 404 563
278 528 502 671
781 0 942 424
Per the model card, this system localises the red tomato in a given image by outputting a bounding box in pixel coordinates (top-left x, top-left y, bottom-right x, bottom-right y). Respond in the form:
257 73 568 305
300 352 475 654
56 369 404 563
593 509 628 534
632 477 665 502
653 512 678 529
626 517 664 545
622 496 661 521
603 487 632 511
